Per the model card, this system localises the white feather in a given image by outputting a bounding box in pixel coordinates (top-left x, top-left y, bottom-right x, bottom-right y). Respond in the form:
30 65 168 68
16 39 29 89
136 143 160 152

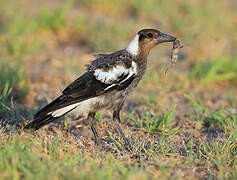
50 97 104 117
103 61 137 91
104 84 116 91
126 34 139 56
94 65 128 84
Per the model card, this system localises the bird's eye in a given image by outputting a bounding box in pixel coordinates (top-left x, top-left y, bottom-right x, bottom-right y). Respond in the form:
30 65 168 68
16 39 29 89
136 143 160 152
147 33 153 38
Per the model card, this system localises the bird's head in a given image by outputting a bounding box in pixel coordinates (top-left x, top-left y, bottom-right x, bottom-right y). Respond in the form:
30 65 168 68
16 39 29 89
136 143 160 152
126 28 176 57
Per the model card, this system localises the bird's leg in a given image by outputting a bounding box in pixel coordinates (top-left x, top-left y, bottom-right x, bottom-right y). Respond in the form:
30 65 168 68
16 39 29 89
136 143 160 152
88 112 101 145
113 103 133 151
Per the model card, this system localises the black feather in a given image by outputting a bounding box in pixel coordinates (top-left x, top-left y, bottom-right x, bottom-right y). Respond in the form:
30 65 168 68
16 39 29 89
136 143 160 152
24 101 79 130
24 114 55 130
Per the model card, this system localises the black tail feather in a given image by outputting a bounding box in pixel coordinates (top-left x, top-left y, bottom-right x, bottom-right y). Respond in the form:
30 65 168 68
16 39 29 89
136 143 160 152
24 114 57 130
24 103 79 131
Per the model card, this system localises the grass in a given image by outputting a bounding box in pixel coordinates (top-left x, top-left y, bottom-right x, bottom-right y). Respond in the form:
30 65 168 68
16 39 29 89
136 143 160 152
38 0 74 32
0 83 12 112
0 0 237 179
185 94 237 131
190 57 237 85
0 62 28 105
0 13 41 59
127 104 177 132
0 136 151 180
1 113 237 179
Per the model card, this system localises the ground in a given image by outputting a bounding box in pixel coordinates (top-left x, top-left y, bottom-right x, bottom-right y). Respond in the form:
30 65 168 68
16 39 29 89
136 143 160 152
0 0 237 179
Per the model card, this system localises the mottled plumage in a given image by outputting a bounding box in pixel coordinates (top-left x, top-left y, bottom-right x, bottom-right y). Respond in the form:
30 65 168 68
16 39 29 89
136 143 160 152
24 29 177 150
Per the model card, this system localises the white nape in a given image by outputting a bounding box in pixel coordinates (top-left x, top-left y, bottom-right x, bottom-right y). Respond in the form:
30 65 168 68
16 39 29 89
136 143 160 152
50 97 104 117
125 34 139 56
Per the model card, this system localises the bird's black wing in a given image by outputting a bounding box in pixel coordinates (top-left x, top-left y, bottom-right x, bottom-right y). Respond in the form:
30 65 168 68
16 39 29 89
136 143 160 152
63 51 137 97
24 53 137 130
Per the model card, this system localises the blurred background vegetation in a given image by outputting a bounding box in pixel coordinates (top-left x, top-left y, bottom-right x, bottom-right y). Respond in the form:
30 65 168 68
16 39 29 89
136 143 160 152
0 0 237 179
0 0 237 109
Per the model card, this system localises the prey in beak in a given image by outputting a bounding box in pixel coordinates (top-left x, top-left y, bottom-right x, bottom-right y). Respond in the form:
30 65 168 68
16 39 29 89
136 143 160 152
134 29 183 73
165 39 183 74
134 29 178 56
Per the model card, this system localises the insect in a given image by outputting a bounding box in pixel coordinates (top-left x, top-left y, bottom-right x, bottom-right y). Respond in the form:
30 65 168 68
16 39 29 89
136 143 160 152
165 39 183 74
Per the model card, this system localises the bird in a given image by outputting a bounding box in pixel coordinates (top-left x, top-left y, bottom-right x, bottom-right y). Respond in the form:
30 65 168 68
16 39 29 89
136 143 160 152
24 28 177 150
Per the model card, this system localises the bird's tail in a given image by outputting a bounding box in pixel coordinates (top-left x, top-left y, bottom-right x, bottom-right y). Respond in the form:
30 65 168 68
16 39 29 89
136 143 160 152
24 96 79 130
24 114 57 130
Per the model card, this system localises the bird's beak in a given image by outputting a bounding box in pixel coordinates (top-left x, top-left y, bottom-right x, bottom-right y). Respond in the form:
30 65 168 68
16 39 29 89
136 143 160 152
157 32 176 44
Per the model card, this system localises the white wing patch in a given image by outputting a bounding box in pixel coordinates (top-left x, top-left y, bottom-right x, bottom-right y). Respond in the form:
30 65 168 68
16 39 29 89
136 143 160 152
94 65 128 84
94 61 137 90
126 34 139 56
